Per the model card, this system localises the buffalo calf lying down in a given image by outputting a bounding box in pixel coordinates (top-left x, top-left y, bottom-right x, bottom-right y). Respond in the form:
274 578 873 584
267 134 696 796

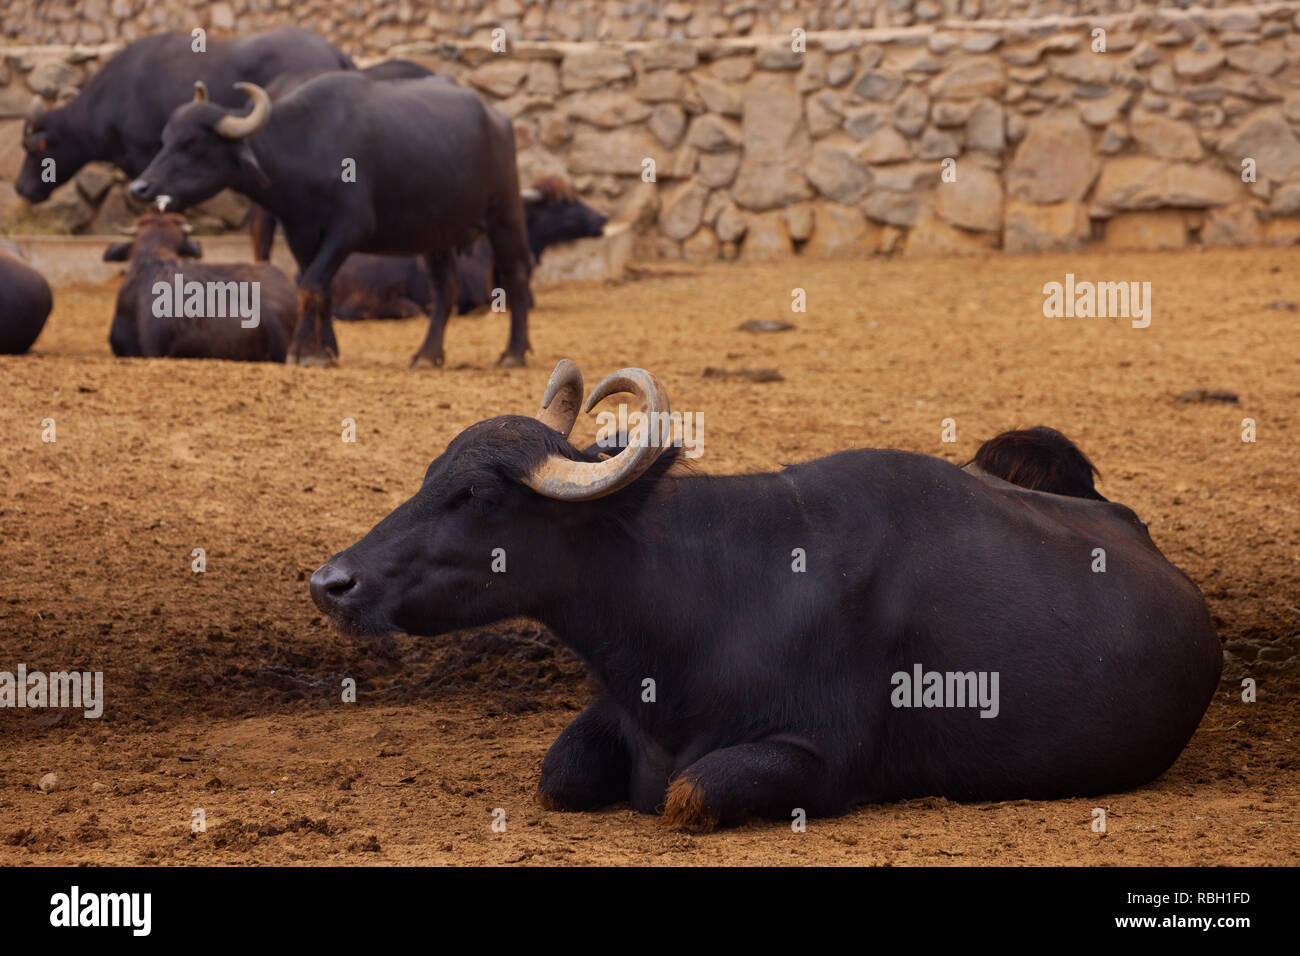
104 213 296 361
327 176 608 320
311 362 1222 830
0 240 53 354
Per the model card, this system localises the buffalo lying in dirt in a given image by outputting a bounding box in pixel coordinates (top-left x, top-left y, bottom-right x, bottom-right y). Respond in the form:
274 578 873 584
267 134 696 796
103 212 296 361
310 362 1222 830
0 240 53 354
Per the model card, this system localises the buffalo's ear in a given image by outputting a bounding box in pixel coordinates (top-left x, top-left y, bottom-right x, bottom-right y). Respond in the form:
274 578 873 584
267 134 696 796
102 241 133 262
236 142 270 190
179 238 203 259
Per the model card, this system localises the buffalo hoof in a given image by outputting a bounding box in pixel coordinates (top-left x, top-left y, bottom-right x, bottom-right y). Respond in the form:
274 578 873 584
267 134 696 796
496 352 527 368
289 351 338 368
409 352 445 370
661 774 720 833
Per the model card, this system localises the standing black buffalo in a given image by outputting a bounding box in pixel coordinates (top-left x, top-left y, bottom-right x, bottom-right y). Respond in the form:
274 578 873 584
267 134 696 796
309 361 1223 830
0 241 54 354
129 77 533 368
15 27 351 205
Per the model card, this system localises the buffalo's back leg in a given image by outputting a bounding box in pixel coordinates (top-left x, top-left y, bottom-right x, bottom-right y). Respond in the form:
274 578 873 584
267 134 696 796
288 240 351 366
485 216 532 367
536 696 631 811
406 257 431 318
663 738 825 832
410 250 457 369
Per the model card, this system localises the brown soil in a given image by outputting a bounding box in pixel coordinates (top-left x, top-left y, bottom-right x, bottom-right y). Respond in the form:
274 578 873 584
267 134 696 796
1 249 1297 866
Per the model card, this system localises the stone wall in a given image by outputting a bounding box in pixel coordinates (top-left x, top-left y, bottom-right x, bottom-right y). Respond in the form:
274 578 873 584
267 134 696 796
4 5 1300 258
1 0 1291 52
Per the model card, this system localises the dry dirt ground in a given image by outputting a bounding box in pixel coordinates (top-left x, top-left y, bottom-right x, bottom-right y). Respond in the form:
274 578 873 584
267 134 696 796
1 249 1297 866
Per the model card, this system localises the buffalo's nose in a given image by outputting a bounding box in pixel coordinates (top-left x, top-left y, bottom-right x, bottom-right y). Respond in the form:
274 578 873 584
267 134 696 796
128 179 151 201
310 562 357 611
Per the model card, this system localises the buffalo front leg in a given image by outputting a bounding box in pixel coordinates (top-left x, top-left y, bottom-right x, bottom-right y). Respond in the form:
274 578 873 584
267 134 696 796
410 250 457 369
662 738 825 832
288 245 349 366
536 697 631 811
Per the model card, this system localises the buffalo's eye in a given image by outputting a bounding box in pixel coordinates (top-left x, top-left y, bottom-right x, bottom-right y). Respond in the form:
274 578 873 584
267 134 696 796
446 484 502 513
445 487 475 511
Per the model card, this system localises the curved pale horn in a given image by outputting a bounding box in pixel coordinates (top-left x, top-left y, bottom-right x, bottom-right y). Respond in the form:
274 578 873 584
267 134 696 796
524 367 670 501
193 81 209 103
119 225 139 236
535 359 583 438
214 82 271 140
520 188 543 203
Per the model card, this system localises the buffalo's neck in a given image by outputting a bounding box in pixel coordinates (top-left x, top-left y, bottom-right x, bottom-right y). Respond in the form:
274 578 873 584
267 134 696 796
535 472 801 704
229 136 279 211
49 95 105 177
221 112 312 214
78 53 130 160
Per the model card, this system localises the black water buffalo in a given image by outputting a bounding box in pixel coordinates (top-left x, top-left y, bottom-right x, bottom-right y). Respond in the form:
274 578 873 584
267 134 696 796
308 361 1223 830
15 27 351 204
0 241 54 354
325 177 609 320
519 176 612 261
129 76 533 367
103 211 296 361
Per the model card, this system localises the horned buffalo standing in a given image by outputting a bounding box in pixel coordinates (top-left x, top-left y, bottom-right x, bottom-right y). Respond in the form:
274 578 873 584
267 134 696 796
309 361 1223 830
103 212 296 361
129 77 533 368
15 27 351 205
0 241 54 355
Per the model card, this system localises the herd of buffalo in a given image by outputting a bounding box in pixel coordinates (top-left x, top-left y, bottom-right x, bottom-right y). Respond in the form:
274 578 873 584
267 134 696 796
4 26 1224 830
8 27 608 364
